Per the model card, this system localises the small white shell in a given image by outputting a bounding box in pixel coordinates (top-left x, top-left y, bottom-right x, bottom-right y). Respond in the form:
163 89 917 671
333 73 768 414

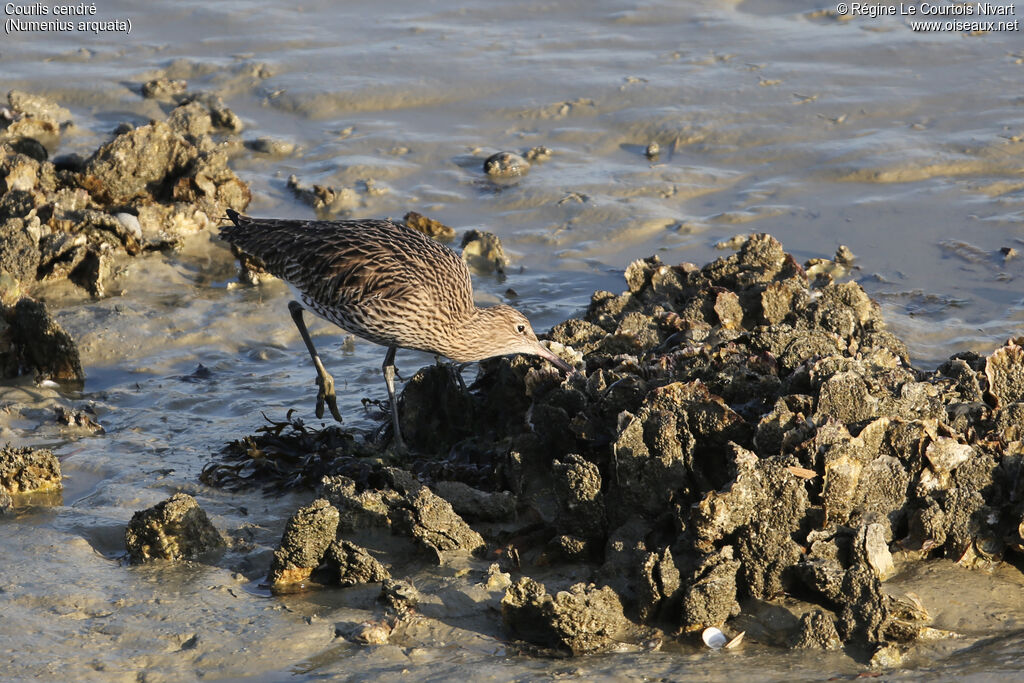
724 631 745 649
702 627 745 650
115 212 143 240
702 626 728 650
38 379 60 389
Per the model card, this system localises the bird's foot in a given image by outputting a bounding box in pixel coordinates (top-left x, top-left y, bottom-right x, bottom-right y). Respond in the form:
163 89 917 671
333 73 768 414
315 372 344 422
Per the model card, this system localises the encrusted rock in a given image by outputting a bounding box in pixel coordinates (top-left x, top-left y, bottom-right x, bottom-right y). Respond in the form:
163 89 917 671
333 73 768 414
78 119 249 217
985 338 1024 406
502 577 630 654
124 493 224 564
2 90 72 145
244 136 297 156
397 364 476 452
0 216 41 286
552 454 605 541
790 610 842 650
286 174 359 213
433 480 515 523
380 577 421 615
325 539 390 587
4 297 84 382
680 546 741 631
268 498 340 587
483 151 530 178
203 231 1024 660
855 523 896 581
341 619 393 645
384 468 486 560
403 211 455 241
80 121 196 204
525 145 552 162
0 445 61 495
460 229 506 274
141 78 188 99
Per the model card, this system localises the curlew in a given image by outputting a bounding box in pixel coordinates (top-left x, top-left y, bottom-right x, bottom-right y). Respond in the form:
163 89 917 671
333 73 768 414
220 210 571 448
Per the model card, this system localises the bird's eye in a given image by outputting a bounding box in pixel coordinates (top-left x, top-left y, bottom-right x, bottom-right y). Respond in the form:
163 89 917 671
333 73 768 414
516 324 527 334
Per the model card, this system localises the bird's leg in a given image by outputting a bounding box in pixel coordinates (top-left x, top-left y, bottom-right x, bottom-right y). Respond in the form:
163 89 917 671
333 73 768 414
382 345 405 450
288 300 343 422
451 362 470 393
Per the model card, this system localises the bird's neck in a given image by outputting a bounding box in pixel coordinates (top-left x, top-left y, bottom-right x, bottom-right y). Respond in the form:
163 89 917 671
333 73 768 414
442 306 499 363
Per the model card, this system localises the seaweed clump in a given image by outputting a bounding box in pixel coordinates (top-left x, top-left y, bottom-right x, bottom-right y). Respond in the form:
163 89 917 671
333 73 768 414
200 411 376 493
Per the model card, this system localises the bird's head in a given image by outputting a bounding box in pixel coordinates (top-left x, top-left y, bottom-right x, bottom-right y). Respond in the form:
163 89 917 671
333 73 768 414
450 305 573 372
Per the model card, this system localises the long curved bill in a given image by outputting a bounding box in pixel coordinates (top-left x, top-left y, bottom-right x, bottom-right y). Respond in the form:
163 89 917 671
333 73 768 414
534 342 574 374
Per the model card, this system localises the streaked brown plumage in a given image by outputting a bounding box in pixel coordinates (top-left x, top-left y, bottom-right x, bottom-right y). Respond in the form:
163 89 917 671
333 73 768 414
220 210 571 448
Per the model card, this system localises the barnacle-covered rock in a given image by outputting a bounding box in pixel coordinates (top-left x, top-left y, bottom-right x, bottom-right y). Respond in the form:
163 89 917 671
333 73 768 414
124 493 224 564
460 229 507 274
483 151 530 178
325 539 390 587
268 498 340 588
552 454 605 541
403 211 455 241
501 577 630 654
3 297 84 382
383 468 486 560
0 91 251 301
985 338 1024 407
790 610 842 650
680 546 741 632
0 445 61 495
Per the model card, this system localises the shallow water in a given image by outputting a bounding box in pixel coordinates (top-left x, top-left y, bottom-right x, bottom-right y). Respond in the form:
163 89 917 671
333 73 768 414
4 0 1024 679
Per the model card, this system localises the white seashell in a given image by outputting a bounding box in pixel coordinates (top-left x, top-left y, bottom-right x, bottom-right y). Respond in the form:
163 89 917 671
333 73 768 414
724 631 745 649
702 626 727 650
115 212 143 240
38 379 60 389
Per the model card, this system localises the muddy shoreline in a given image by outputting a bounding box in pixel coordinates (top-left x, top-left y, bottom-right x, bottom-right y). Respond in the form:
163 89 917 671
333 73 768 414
4 88 1024 675
4 2 1024 675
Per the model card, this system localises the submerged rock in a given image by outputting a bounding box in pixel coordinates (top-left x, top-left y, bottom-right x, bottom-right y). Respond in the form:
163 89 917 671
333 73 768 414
244 136 297 156
124 493 224 564
460 229 507 274
483 151 530 178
